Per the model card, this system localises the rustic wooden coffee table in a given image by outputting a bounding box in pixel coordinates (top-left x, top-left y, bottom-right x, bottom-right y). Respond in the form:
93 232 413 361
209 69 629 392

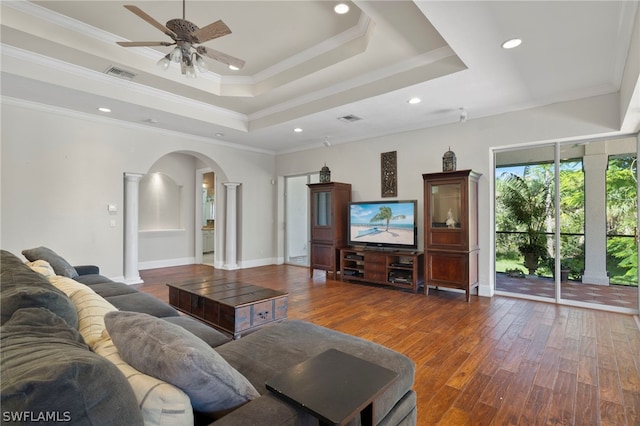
167 277 288 339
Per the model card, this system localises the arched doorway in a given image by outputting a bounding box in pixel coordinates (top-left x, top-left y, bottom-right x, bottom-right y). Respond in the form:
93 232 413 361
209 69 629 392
124 151 231 280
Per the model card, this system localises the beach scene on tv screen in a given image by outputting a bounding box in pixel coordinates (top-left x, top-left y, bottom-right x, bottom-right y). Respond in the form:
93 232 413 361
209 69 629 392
350 203 415 246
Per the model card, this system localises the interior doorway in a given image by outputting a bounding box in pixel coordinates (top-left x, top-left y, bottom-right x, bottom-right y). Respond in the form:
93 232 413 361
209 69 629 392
201 171 215 266
285 173 319 266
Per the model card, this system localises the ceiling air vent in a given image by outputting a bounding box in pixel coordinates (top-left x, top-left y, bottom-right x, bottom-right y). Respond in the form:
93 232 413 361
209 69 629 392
337 114 363 123
104 66 136 81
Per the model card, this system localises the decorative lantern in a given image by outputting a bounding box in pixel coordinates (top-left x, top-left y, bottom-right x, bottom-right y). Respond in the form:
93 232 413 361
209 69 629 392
442 148 457 172
320 164 331 183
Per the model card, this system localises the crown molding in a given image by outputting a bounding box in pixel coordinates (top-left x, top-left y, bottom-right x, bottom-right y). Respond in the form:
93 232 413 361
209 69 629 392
249 46 456 121
1 96 275 155
2 44 247 124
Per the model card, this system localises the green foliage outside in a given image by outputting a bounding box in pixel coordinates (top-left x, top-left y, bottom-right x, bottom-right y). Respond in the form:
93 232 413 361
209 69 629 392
495 155 637 286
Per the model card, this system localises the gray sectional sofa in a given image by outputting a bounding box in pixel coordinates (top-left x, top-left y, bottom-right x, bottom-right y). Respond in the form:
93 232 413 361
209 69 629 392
1 248 417 425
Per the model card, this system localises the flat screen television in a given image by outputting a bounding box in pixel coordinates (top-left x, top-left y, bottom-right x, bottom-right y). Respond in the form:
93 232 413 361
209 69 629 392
348 200 418 250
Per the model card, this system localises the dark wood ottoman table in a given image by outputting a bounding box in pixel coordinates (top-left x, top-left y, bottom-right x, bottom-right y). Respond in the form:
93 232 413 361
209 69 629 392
266 349 399 425
167 277 288 339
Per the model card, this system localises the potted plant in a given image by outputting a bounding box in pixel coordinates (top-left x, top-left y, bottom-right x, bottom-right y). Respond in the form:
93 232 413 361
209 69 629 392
545 257 571 282
498 169 554 275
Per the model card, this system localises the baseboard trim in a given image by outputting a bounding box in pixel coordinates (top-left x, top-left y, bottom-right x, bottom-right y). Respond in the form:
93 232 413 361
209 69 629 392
138 257 277 271
138 257 196 270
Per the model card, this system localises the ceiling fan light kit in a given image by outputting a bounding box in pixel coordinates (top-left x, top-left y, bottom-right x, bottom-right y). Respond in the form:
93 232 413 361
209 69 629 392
118 0 245 78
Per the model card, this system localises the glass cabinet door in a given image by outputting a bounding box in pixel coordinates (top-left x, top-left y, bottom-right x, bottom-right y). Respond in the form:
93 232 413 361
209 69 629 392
430 183 462 229
314 191 332 227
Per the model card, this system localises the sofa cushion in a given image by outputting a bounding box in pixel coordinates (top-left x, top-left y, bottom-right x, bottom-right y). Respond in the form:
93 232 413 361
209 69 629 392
75 273 119 286
162 316 231 348
21 246 78 278
106 293 180 317
0 307 143 426
80 280 140 297
105 311 260 415
215 320 416 424
93 333 194 426
0 250 78 328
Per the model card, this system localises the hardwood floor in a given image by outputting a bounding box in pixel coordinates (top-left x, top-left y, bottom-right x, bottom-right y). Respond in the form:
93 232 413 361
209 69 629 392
136 264 640 425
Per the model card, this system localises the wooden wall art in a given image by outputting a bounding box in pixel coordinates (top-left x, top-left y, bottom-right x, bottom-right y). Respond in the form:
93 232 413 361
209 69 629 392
381 151 397 197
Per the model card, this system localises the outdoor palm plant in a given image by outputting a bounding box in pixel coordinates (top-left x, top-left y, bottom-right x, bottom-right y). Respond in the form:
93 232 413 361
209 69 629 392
498 169 554 274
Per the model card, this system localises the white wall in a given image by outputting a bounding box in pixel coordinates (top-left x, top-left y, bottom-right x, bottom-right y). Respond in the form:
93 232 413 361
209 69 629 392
138 153 197 268
275 93 623 296
0 91 626 286
1 99 276 278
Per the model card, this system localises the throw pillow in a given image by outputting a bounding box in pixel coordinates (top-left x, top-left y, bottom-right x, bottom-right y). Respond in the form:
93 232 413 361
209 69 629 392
68 285 118 348
49 275 94 299
0 250 78 328
104 311 260 414
93 332 194 426
1 307 143 426
26 259 56 278
22 246 79 278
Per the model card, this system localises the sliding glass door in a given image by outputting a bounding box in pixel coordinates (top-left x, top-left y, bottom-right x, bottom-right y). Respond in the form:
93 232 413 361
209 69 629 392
495 137 639 312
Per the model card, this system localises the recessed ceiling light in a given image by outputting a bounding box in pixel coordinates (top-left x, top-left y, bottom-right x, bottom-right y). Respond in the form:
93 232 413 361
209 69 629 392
97 107 111 113
407 97 421 104
334 3 349 14
228 64 240 71
501 38 522 49
215 133 224 137
293 127 303 133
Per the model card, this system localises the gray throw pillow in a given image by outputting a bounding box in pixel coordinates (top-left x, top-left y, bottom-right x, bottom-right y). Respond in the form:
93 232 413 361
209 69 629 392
0 250 78 328
1 308 143 426
22 246 79 278
104 311 260 414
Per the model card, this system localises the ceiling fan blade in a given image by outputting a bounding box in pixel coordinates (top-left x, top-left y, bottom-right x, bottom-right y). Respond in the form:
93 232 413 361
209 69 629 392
123 5 176 39
191 20 231 43
117 41 175 47
197 46 245 70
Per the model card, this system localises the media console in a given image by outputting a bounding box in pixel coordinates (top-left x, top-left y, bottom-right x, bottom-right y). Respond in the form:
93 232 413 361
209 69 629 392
339 248 424 293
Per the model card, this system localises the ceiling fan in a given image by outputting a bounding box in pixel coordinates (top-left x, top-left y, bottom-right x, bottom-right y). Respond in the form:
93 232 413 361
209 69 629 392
117 0 245 77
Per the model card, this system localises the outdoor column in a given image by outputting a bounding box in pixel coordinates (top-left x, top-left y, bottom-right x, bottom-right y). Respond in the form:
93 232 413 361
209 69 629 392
582 152 610 285
223 182 241 270
124 173 144 284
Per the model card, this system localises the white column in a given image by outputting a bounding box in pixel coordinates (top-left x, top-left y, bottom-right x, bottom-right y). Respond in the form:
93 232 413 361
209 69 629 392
223 182 241 270
582 152 610 285
124 173 143 284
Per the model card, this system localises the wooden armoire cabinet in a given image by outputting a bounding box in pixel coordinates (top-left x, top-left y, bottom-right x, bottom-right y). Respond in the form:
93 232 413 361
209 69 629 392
308 182 351 278
423 170 481 302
